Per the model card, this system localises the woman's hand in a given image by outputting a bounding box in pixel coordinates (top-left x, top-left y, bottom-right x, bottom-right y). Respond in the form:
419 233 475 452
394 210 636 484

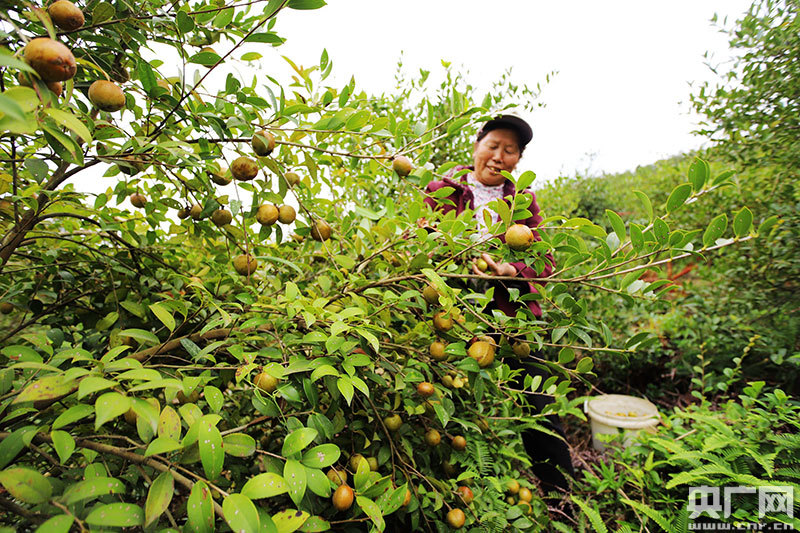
472 253 517 277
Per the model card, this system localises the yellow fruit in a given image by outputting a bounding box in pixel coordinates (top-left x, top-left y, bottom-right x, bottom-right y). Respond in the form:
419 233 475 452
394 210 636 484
252 130 275 156
211 209 232 227
24 38 76 82
189 203 203 220
518 500 533 515
441 375 454 388
332 484 354 511
452 376 465 389
424 429 441 447
310 220 332 241
48 0 84 31
446 508 465 529
422 284 440 305
518 487 532 503
123 407 137 425
231 156 259 181
429 340 447 361
432 312 453 332
384 414 402 432
476 418 489 432
476 258 488 272
284 171 300 186
254 371 278 393
456 486 473 505
0 302 14 314
129 193 147 208
512 341 531 358
367 457 378 471
451 435 467 451
349 454 365 472
504 224 534 251
233 254 258 276
506 496 516 505
256 204 279 225
210 168 231 186
506 479 520 494
326 468 347 486
88 80 126 112
417 381 435 397
402 489 412 506
278 205 296 224
392 156 413 177
468 341 495 368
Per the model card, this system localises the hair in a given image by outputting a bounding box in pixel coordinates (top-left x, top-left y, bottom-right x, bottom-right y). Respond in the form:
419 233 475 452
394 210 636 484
474 127 525 156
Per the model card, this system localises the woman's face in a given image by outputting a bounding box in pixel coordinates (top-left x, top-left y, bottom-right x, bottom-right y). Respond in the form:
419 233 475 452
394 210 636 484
472 129 521 186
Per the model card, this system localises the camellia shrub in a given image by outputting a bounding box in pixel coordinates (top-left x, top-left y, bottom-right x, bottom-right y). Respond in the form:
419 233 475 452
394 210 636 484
0 1 776 532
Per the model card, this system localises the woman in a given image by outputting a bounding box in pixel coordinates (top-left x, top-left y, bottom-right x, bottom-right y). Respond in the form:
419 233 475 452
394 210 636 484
422 115 574 505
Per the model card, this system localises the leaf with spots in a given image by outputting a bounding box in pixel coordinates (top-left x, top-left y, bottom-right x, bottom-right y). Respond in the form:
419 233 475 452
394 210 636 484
304 467 330 498
50 430 75 464
300 443 340 469
34 514 74 533
94 392 131 430
282 427 318 457
204 385 224 412
356 496 384 531
298 515 330 532
241 472 289 499
199 417 224 481
223 493 260 533
85 502 144 527
377 483 408 516
223 433 256 457
62 476 125 504
187 480 214 533
283 459 307 506
145 471 174 527
144 437 182 457
12 375 74 404
158 405 181 441
703 214 728 248
272 509 309 533
0 467 52 504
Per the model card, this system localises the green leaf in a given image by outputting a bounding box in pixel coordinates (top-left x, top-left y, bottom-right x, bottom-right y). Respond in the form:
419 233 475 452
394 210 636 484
149 302 175 331
189 51 221 66
199 417 224 481
223 433 256 457
653 218 669 245
282 427 318 456
159 406 182 441
288 0 326 9
0 51 35 73
702 214 728 248
605 209 625 241
241 52 263 61
688 157 708 191
85 503 144 527
299 515 330 532
144 437 182 457
356 496 385 530
78 376 118 399
0 94 26 122
284 459 306 506
213 6 234 27
336 377 354 406
119 328 160 345
223 494 260 533
757 215 778 236
241 473 288 499
44 108 92 143
95 392 131 430
187 481 214 533
301 444 340 469
733 207 753 238
50 430 75 464
63 476 124 504
666 183 692 212
0 467 52 503
571 496 608 533
576 357 594 373
34 515 74 533
377 484 408 515
92 2 115 23
13 375 74 403
145 471 174 527
304 467 330 497
633 190 653 222
272 508 309 533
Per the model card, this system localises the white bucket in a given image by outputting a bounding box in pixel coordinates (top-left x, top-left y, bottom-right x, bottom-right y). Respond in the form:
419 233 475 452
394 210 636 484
584 394 660 451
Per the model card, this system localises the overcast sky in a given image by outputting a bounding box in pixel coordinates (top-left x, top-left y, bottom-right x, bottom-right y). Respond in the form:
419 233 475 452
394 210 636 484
270 1 754 184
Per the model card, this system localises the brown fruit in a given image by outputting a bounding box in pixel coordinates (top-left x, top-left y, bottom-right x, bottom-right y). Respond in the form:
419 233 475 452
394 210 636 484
505 223 534 251
402 489 412 506
429 341 447 361
177 389 199 404
0 302 13 314
117 156 146 175
48 0 84 31
417 381 435 397
256 204 279 225
211 208 232 227
446 508 465 529
88 80 126 112
506 479 520 494
310 220 332 241
231 156 259 181
252 130 275 156
129 193 147 208
332 485 354 512
210 168 231 186
17 72 62 96
512 341 531 358
476 418 489 432
189 203 203 220
392 155 413 177
233 254 258 276
468 341 495 368
326 468 347 486
451 435 467 451
254 371 278 393
24 38 76 82
422 284 439 305
456 486 474 505
424 429 441 447
384 414 402 432
432 312 453 332
284 171 300 186
123 408 137 425
156 78 171 91
442 460 457 477
278 205 296 224
518 487 533 503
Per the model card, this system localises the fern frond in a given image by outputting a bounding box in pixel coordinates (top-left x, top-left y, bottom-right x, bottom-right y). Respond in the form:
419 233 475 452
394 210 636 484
621 497 672 532
571 495 609 533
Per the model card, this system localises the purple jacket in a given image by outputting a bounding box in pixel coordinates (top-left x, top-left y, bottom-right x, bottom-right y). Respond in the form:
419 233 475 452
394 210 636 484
423 167 554 318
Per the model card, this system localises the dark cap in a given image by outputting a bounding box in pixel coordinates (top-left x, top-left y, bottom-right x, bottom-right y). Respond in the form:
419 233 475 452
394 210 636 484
476 114 533 151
